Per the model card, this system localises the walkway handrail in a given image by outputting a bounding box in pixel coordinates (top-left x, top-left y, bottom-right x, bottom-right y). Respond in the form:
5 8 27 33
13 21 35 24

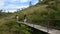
17 21 60 34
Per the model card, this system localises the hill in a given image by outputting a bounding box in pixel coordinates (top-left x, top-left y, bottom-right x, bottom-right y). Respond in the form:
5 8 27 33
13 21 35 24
0 0 60 34
15 0 60 30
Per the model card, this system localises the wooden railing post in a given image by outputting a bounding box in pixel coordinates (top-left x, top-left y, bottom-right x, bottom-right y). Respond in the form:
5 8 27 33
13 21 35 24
47 19 50 32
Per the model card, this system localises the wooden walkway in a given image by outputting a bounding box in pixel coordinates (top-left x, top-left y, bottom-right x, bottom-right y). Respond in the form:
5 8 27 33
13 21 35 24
17 21 60 34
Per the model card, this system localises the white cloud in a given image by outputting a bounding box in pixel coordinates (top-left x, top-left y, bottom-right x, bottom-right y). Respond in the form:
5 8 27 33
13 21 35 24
11 0 17 2
20 0 29 3
4 10 16 13
4 4 29 9
0 0 38 12
7 0 29 3
9 0 17 2
0 0 4 7
3 4 29 12
32 0 38 5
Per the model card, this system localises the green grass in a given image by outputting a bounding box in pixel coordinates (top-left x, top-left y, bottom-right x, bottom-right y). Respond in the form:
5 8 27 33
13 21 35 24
0 17 31 34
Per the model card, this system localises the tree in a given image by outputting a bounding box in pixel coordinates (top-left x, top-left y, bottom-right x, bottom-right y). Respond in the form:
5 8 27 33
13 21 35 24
29 1 32 7
0 9 3 15
0 9 3 13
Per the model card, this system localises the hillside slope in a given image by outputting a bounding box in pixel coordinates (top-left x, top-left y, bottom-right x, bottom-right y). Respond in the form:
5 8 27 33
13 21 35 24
15 3 60 30
0 0 60 34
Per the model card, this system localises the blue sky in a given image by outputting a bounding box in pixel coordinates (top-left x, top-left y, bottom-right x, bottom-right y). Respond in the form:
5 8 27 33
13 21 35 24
0 0 38 12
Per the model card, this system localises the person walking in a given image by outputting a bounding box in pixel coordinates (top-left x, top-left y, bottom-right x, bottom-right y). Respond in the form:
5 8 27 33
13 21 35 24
16 15 19 22
24 14 27 23
15 15 21 26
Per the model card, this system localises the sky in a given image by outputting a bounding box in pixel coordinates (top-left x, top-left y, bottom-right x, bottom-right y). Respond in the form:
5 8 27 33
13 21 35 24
0 0 38 12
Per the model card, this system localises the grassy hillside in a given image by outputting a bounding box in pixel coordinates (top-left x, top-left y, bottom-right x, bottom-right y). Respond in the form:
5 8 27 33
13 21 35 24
0 12 13 19
0 0 60 34
0 4 50 34
0 14 32 34
15 1 60 30
0 13 47 34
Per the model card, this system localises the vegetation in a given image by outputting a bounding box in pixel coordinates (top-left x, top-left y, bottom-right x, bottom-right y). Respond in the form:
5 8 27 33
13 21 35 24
0 0 60 34
0 10 13 19
0 15 47 34
0 13 31 34
0 20 30 34
16 0 60 30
